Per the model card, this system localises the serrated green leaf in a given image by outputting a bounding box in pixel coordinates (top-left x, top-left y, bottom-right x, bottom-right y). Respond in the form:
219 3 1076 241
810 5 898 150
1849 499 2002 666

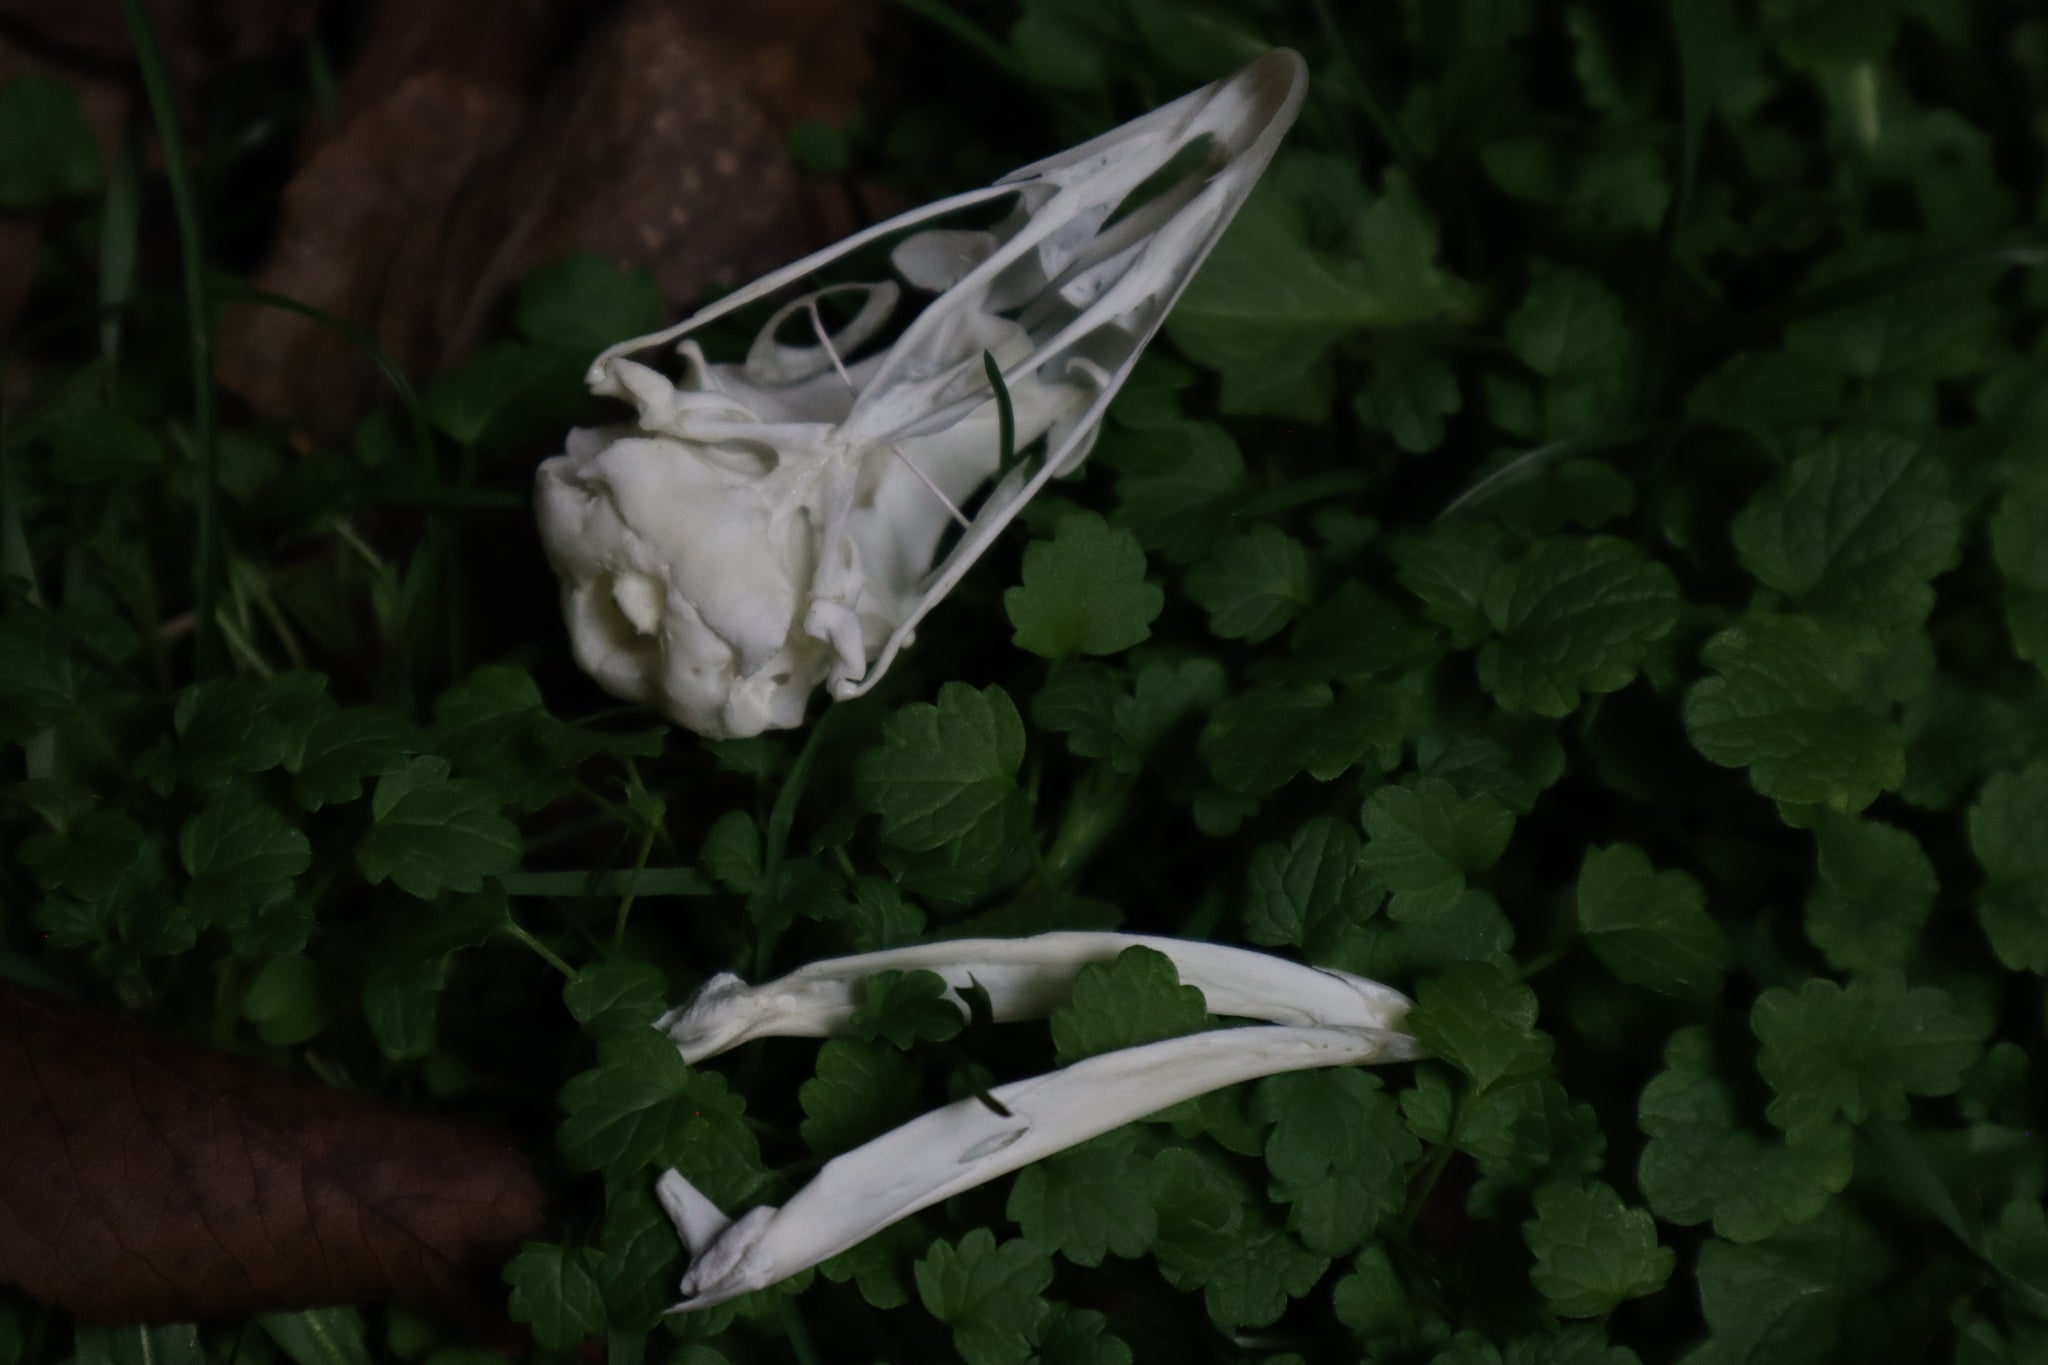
819 1218 927 1312
152 674 329 796
593 1180 683 1332
914 1229 1053 1365
1032 1304 1132 1365
1165 176 1378 418
430 664 580 809
1149 1148 1328 1331
1050 945 1208 1065
1992 486 2048 664
1478 536 1679 717
357 756 520 899
42 408 163 486
1200 682 1414 795
843 877 924 951
360 956 444 1062
565 959 669 1033
557 1030 764 1203
1753 971 1986 1137
1504 262 1610 379
1683 616 1904 810
180 795 311 928
799 1039 923 1154
1407 961 1553 1093
1803 812 1937 973
1254 1069 1417 1254
287 705 422 810
1344 887 1516 983
1102 421 1246 564
857 682 1026 866
1362 777 1516 921
1730 431 1959 632
1403 1069 1600 1191
849 968 965 1049
1108 656 1227 773
1688 1207 1890 1365
1391 521 1512 649
1184 526 1313 643
1638 1027 1853 1243
1005 512 1162 658
1416 726 1563 817
1575 844 1727 997
699 810 762 894
1357 345 1461 453
1243 817 1384 963
505 1243 607 1352
1258 582 1444 688
1333 1245 1429 1346
1523 1180 1674 1318
1005 1129 1160 1266
1969 762 2048 973
1032 662 1121 764
21 807 178 954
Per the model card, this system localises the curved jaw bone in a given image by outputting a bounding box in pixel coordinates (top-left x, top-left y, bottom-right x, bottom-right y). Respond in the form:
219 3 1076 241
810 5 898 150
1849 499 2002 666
534 51 1308 738
649 933 1422 1311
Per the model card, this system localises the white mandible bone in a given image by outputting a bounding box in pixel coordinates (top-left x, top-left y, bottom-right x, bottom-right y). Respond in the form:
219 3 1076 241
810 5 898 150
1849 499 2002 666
534 52 1308 738
657 931 1414 1063
647 934 1421 1310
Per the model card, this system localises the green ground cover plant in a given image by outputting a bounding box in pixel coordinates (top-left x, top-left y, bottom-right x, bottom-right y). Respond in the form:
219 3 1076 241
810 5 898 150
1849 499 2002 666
5 0 2048 1362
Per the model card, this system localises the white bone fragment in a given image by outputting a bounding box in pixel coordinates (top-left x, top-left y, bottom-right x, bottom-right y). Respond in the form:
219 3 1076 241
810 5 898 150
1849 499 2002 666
534 51 1308 738
659 1022 1418 1310
657 931 1414 1063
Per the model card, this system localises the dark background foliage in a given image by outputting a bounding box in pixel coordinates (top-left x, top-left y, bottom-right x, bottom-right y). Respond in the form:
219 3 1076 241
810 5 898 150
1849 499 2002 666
3 0 2048 1363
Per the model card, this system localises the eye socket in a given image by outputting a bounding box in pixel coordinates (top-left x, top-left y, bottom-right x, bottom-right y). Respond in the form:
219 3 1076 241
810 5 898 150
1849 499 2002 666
745 282 902 386
688 441 781 478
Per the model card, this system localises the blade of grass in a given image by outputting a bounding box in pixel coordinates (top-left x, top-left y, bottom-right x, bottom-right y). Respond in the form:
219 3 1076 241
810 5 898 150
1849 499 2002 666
499 869 718 898
213 282 437 474
120 0 219 674
301 33 339 131
750 709 839 978
889 0 1026 80
1309 0 1427 192
97 122 142 371
1683 233 2048 358
981 349 1018 479
1436 426 1658 522
1624 0 1719 418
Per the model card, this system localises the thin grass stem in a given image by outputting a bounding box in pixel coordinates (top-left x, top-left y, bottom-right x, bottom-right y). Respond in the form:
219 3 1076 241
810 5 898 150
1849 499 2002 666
120 0 219 674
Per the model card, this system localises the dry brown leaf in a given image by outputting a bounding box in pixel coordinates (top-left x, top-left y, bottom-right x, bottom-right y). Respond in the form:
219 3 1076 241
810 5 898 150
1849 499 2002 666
214 72 530 432
215 0 877 435
0 983 546 1323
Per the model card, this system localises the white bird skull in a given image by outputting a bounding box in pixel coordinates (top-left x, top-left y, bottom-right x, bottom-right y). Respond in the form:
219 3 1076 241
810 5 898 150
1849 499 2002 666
535 51 1308 738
